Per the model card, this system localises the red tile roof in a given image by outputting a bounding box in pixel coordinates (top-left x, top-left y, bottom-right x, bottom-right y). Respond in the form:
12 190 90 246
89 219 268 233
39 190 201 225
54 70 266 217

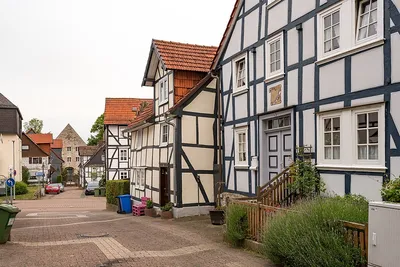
28 133 53 144
104 98 152 125
153 40 218 73
51 139 63 149
126 102 154 130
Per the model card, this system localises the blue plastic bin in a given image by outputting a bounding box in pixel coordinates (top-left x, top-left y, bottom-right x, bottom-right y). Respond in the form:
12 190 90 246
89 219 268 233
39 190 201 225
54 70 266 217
116 194 132 214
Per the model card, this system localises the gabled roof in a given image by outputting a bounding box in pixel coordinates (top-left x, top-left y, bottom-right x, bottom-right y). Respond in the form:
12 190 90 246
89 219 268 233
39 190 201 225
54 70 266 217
125 102 154 131
51 139 63 149
83 143 105 168
22 133 49 156
0 93 23 119
28 133 53 144
78 146 98 157
211 0 243 70
142 40 217 86
104 98 152 125
56 124 86 145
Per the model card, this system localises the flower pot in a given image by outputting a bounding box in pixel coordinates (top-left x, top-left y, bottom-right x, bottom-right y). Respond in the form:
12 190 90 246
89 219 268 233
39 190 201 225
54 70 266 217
209 210 225 225
144 208 155 217
161 210 173 219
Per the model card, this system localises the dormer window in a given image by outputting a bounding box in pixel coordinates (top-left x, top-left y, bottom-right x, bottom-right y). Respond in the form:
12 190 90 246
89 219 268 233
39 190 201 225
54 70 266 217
159 77 168 105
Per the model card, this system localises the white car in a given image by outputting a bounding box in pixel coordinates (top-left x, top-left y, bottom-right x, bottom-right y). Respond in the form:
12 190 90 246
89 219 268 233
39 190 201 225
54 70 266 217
55 183 65 192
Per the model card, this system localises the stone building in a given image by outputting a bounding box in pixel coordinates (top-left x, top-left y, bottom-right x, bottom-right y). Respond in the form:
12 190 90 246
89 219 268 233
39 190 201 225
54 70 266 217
56 124 86 177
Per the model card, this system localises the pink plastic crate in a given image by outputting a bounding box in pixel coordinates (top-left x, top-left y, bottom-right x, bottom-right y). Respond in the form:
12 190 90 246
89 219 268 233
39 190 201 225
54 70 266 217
141 197 150 205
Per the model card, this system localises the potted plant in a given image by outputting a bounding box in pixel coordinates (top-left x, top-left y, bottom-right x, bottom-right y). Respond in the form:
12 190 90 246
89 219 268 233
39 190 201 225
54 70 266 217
160 202 173 219
209 181 225 225
144 199 155 217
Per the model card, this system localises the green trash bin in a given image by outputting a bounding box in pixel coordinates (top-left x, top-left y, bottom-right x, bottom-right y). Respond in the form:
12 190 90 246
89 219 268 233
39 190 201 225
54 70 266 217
0 204 20 244
100 187 106 197
94 188 100 197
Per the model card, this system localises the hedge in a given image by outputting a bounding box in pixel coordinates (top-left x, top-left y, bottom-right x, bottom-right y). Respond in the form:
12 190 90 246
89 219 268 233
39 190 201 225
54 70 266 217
106 180 130 205
225 204 248 247
6 182 28 195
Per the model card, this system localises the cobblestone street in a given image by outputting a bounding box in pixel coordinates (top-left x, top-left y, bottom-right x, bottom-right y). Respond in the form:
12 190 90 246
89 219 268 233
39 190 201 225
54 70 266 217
0 188 270 267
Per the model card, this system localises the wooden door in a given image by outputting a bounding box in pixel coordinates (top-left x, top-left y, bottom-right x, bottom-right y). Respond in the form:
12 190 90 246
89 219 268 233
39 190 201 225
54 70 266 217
159 167 170 206
266 130 292 180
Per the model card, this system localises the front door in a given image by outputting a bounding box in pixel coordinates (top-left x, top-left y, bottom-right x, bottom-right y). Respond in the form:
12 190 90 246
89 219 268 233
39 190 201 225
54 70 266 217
159 167 170 206
266 130 292 180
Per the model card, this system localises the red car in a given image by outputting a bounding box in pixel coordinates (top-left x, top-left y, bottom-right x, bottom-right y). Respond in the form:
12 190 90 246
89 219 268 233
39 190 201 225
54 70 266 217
45 184 61 194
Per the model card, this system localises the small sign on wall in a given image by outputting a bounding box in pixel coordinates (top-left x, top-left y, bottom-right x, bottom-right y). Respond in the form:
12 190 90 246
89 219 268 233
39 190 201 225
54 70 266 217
269 84 282 106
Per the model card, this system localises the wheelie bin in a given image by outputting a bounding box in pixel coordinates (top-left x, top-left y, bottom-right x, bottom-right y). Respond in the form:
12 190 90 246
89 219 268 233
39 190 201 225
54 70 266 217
0 204 20 244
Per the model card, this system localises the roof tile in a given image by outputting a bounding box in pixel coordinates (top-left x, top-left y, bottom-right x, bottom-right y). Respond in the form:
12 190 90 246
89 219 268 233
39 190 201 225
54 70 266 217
104 98 152 125
28 133 53 144
127 102 154 130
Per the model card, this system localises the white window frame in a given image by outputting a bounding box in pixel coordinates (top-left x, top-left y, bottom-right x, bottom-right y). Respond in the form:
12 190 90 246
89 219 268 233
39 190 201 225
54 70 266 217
234 127 248 168
265 33 284 80
267 0 282 9
160 124 169 147
355 0 379 44
317 0 384 63
22 145 29 150
322 8 341 55
317 103 385 171
135 130 142 150
232 54 248 94
67 157 71 162
120 149 128 161
133 168 146 190
159 77 169 105
120 171 128 180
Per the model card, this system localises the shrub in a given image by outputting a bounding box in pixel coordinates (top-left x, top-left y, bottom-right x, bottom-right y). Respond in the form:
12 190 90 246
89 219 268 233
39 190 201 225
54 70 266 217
22 166 30 184
146 199 153 209
381 177 400 203
225 204 248 247
262 196 368 267
56 175 62 183
7 182 28 195
105 180 130 205
160 202 173 211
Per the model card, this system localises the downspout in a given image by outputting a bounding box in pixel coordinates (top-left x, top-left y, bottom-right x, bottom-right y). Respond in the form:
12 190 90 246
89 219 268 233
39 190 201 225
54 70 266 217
210 71 223 206
163 114 177 205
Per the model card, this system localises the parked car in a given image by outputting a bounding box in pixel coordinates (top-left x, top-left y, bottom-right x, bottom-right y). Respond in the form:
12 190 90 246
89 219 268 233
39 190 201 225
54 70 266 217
45 184 61 194
55 183 65 192
85 181 99 195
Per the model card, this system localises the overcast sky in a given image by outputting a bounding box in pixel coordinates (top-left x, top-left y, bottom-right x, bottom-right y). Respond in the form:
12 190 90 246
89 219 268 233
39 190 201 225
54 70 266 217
0 0 235 141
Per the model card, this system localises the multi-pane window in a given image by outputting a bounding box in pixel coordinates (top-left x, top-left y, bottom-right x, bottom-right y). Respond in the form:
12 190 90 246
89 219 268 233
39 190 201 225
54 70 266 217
120 171 128 179
133 168 145 189
235 128 248 166
161 124 168 145
67 157 71 162
75 147 78 152
357 112 378 160
269 39 281 73
22 145 29 151
357 0 378 41
29 157 42 164
120 149 128 161
323 117 341 160
323 10 340 53
67 147 71 152
75 157 80 162
236 59 246 89
159 78 168 104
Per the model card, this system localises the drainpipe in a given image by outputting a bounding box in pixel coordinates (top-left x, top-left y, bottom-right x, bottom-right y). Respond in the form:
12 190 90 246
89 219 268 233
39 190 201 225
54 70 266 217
163 114 177 205
210 71 223 206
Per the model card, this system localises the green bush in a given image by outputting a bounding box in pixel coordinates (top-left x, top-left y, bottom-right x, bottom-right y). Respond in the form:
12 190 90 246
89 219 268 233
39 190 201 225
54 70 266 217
56 175 62 183
146 199 153 209
262 196 368 267
381 177 400 203
225 204 248 247
7 182 28 195
160 202 173 211
22 166 30 184
105 180 130 205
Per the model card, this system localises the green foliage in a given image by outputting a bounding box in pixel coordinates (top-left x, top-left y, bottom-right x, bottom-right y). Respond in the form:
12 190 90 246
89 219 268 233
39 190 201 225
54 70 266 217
225 204 248 247
160 202 173 211
7 182 29 195
61 168 68 182
262 196 369 267
87 114 104 146
22 166 30 184
105 180 130 205
99 175 106 188
381 177 400 203
146 199 153 209
23 118 43 133
56 175 62 183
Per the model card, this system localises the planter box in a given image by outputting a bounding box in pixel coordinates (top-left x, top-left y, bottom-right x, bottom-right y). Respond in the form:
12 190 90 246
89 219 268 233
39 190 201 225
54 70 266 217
161 210 173 219
209 210 224 225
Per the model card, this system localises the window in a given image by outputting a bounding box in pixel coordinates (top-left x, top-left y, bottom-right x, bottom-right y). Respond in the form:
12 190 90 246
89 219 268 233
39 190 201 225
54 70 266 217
67 157 71 162
133 168 145 190
120 171 128 179
75 147 78 152
161 124 168 146
232 55 247 93
159 77 168 105
76 157 80 162
317 104 384 170
266 33 284 79
356 111 378 160
356 0 377 41
135 130 142 149
22 145 29 151
120 149 128 161
323 117 341 160
235 127 248 167
323 10 340 53
29 157 42 164
119 127 127 138
67 147 71 151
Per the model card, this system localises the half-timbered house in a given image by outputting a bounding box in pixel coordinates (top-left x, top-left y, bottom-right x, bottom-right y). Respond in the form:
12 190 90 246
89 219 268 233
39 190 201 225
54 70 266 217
82 144 106 183
124 40 219 217
104 98 152 181
213 0 400 200
78 145 98 186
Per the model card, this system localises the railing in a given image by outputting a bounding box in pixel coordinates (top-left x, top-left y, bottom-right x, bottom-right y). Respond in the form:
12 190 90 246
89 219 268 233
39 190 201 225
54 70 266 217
341 220 369 259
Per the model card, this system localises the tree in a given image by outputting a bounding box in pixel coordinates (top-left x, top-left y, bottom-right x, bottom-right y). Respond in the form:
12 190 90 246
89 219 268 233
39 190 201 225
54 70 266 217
22 166 30 184
23 118 43 133
87 114 104 146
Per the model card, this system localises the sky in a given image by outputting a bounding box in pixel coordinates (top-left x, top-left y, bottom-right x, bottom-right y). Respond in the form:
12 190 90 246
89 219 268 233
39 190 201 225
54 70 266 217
0 0 236 141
